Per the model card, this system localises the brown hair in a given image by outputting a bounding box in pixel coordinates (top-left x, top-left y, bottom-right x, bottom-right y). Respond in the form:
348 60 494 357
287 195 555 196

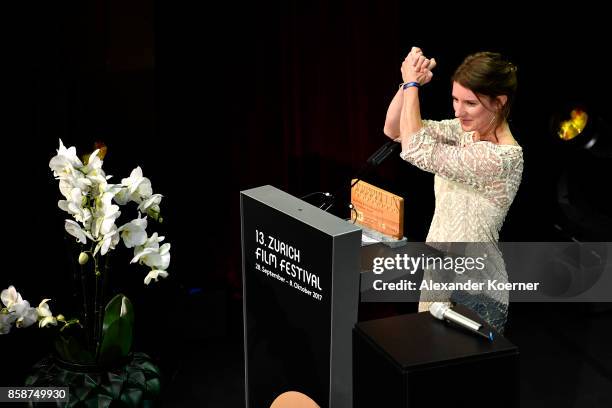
452 52 517 135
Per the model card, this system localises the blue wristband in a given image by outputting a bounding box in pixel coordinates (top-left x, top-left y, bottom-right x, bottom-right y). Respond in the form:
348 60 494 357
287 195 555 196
402 81 421 90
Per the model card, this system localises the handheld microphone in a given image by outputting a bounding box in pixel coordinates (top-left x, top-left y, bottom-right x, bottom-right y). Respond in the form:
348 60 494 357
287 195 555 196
429 302 493 341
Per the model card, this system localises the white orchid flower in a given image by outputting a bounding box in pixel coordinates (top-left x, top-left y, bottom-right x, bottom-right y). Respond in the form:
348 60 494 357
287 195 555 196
78 152 112 195
58 178 75 200
100 205 121 236
90 189 121 239
131 243 170 270
130 247 157 265
57 173 91 199
96 191 116 211
145 232 165 245
144 269 169 285
0 312 16 335
80 149 103 174
131 232 164 261
63 172 92 189
157 243 171 270
1 286 23 309
57 139 83 166
58 188 92 224
94 228 120 256
113 187 130 205
134 179 152 202
137 193 163 213
65 219 94 244
141 232 164 250
57 186 83 209
118 214 148 248
50 159 82 185
0 287 37 328
120 167 153 203
78 208 93 226
36 299 57 328
49 154 74 178
87 172 108 187
49 140 83 178
100 182 122 197
50 142 174 288
13 300 38 328
122 167 144 194
57 199 76 216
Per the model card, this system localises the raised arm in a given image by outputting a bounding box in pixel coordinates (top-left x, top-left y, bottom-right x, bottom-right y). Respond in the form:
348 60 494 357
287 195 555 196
384 47 436 139
383 86 404 139
398 47 435 147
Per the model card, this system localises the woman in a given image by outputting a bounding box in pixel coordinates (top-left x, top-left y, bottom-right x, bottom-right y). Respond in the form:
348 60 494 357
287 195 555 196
384 47 523 333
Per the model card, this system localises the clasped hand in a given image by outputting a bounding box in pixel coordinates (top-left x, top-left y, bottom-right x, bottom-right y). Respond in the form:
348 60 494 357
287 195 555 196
401 46 436 86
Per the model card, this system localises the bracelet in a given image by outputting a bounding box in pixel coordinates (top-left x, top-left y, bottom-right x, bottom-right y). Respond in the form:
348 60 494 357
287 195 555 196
402 81 421 90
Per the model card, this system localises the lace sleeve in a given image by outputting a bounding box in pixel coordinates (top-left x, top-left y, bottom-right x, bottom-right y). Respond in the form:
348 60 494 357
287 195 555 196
400 126 523 200
394 119 463 145
421 119 463 145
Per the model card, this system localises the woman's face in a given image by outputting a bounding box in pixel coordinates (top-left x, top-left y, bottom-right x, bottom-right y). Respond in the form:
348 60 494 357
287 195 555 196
452 81 497 136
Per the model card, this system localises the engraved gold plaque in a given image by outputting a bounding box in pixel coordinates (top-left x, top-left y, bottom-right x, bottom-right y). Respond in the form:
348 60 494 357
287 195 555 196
350 179 404 239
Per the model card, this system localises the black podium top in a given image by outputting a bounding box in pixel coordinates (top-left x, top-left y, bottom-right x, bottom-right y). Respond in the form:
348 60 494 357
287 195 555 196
354 305 518 371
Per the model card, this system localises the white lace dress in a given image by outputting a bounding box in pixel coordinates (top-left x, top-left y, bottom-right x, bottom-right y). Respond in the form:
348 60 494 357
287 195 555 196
398 119 523 332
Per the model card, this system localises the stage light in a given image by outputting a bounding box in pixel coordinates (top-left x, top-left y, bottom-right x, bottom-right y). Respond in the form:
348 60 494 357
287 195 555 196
550 103 612 240
550 104 611 158
557 108 588 141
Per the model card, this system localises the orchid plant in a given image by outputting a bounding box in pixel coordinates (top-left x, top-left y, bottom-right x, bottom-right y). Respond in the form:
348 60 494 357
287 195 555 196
1 140 171 368
1 286 81 335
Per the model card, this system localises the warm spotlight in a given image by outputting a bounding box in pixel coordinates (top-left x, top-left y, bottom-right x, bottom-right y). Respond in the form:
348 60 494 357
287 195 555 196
551 104 611 158
557 108 588 141
552 103 612 240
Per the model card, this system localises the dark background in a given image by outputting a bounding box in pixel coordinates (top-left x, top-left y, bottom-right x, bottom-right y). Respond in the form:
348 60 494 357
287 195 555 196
2 1 611 407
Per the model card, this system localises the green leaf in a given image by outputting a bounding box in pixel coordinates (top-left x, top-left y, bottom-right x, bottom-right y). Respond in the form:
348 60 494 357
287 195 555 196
103 294 135 332
98 294 134 366
98 318 133 366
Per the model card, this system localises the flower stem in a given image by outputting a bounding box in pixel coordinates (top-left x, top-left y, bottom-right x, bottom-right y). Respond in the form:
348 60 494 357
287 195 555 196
93 253 102 360
80 247 91 352
99 255 109 357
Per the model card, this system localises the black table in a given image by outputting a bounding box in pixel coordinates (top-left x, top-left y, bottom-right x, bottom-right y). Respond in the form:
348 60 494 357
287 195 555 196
353 305 519 407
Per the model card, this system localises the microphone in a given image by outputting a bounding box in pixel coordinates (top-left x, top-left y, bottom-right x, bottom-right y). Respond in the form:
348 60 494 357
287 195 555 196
429 302 493 341
350 140 401 189
366 140 401 166
302 138 401 212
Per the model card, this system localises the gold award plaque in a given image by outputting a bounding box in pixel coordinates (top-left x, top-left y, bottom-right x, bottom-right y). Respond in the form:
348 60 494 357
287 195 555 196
350 179 404 240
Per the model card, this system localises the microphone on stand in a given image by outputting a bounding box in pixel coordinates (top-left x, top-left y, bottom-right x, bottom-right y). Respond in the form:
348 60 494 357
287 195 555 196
366 140 402 166
350 140 401 190
302 139 401 212
430 302 494 341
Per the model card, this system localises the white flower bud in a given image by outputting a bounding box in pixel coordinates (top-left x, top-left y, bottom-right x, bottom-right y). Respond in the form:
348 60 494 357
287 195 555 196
78 252 89 265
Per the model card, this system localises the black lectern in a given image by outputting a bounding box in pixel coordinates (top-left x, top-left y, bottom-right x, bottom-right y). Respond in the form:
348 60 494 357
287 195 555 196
353 305 519 407
241 185 362 408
